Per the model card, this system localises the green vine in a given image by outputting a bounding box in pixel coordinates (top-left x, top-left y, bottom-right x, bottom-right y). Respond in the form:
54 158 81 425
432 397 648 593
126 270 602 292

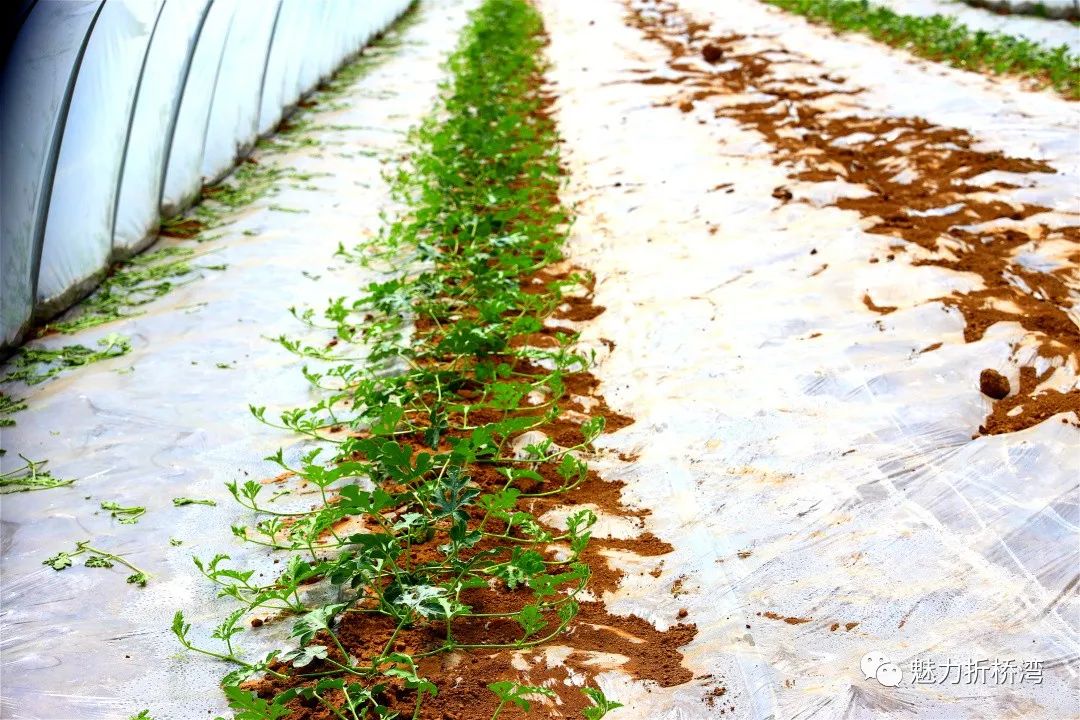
178 1 623 718
764 0 1080 98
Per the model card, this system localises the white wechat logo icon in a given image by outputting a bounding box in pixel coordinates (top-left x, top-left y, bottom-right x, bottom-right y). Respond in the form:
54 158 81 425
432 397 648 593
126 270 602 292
860 651 903 687
876 663 903 687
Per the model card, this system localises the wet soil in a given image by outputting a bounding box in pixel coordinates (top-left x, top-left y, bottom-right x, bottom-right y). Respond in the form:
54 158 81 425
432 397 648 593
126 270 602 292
624 0 1079 435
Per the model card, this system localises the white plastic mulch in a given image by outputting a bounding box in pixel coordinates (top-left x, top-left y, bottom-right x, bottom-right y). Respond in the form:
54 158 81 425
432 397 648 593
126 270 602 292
537 0 1079 717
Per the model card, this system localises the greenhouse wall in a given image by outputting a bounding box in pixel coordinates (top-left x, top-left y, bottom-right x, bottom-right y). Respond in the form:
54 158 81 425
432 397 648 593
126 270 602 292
0 0 413 352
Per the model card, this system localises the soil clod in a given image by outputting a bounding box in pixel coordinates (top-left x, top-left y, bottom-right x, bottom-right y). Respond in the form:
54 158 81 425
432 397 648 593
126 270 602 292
702 43 725 63
979 368 1011 399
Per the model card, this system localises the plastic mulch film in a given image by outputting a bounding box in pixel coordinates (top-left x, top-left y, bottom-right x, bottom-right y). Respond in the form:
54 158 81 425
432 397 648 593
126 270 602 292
533 0 1080 716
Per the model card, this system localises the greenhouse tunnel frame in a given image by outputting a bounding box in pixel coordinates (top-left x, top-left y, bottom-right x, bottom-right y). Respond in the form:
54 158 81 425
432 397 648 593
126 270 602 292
0 0 414 355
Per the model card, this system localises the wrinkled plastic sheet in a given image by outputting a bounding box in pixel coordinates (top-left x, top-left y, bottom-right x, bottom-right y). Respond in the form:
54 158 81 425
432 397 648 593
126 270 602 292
257 0 308 135
0 1 102 345
37 0 163 308
160 0 240 215
256 0 414 140
536 0 1080 717
113 0 211 254
0 1 469 718
199 0 280 184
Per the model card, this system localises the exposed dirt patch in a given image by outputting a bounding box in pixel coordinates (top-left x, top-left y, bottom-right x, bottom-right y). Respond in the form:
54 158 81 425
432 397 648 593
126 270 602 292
702 42 725 64
553 295 608 321
979 364 1080 434
158 218 206 239
862 293 897 315
759 610 812 625
705 684 733 714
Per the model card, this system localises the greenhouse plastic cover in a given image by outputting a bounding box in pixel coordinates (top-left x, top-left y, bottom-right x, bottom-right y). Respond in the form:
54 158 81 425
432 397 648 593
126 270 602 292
113 0 211 254
160 0 237 216
198 0 280 185
0 1 101 348
36 0 164 309
1 0 414 351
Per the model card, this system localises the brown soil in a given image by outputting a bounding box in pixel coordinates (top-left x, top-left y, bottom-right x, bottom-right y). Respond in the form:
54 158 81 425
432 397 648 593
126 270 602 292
702 43 725 64
158 218 205 239
705 685 730 711
253 593 692 719
771 185 793 201
624 0 1080 435
553 295 607 321
979 365 1080 434
759 611 812 625
979 368 1011 399
862 294 897 315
